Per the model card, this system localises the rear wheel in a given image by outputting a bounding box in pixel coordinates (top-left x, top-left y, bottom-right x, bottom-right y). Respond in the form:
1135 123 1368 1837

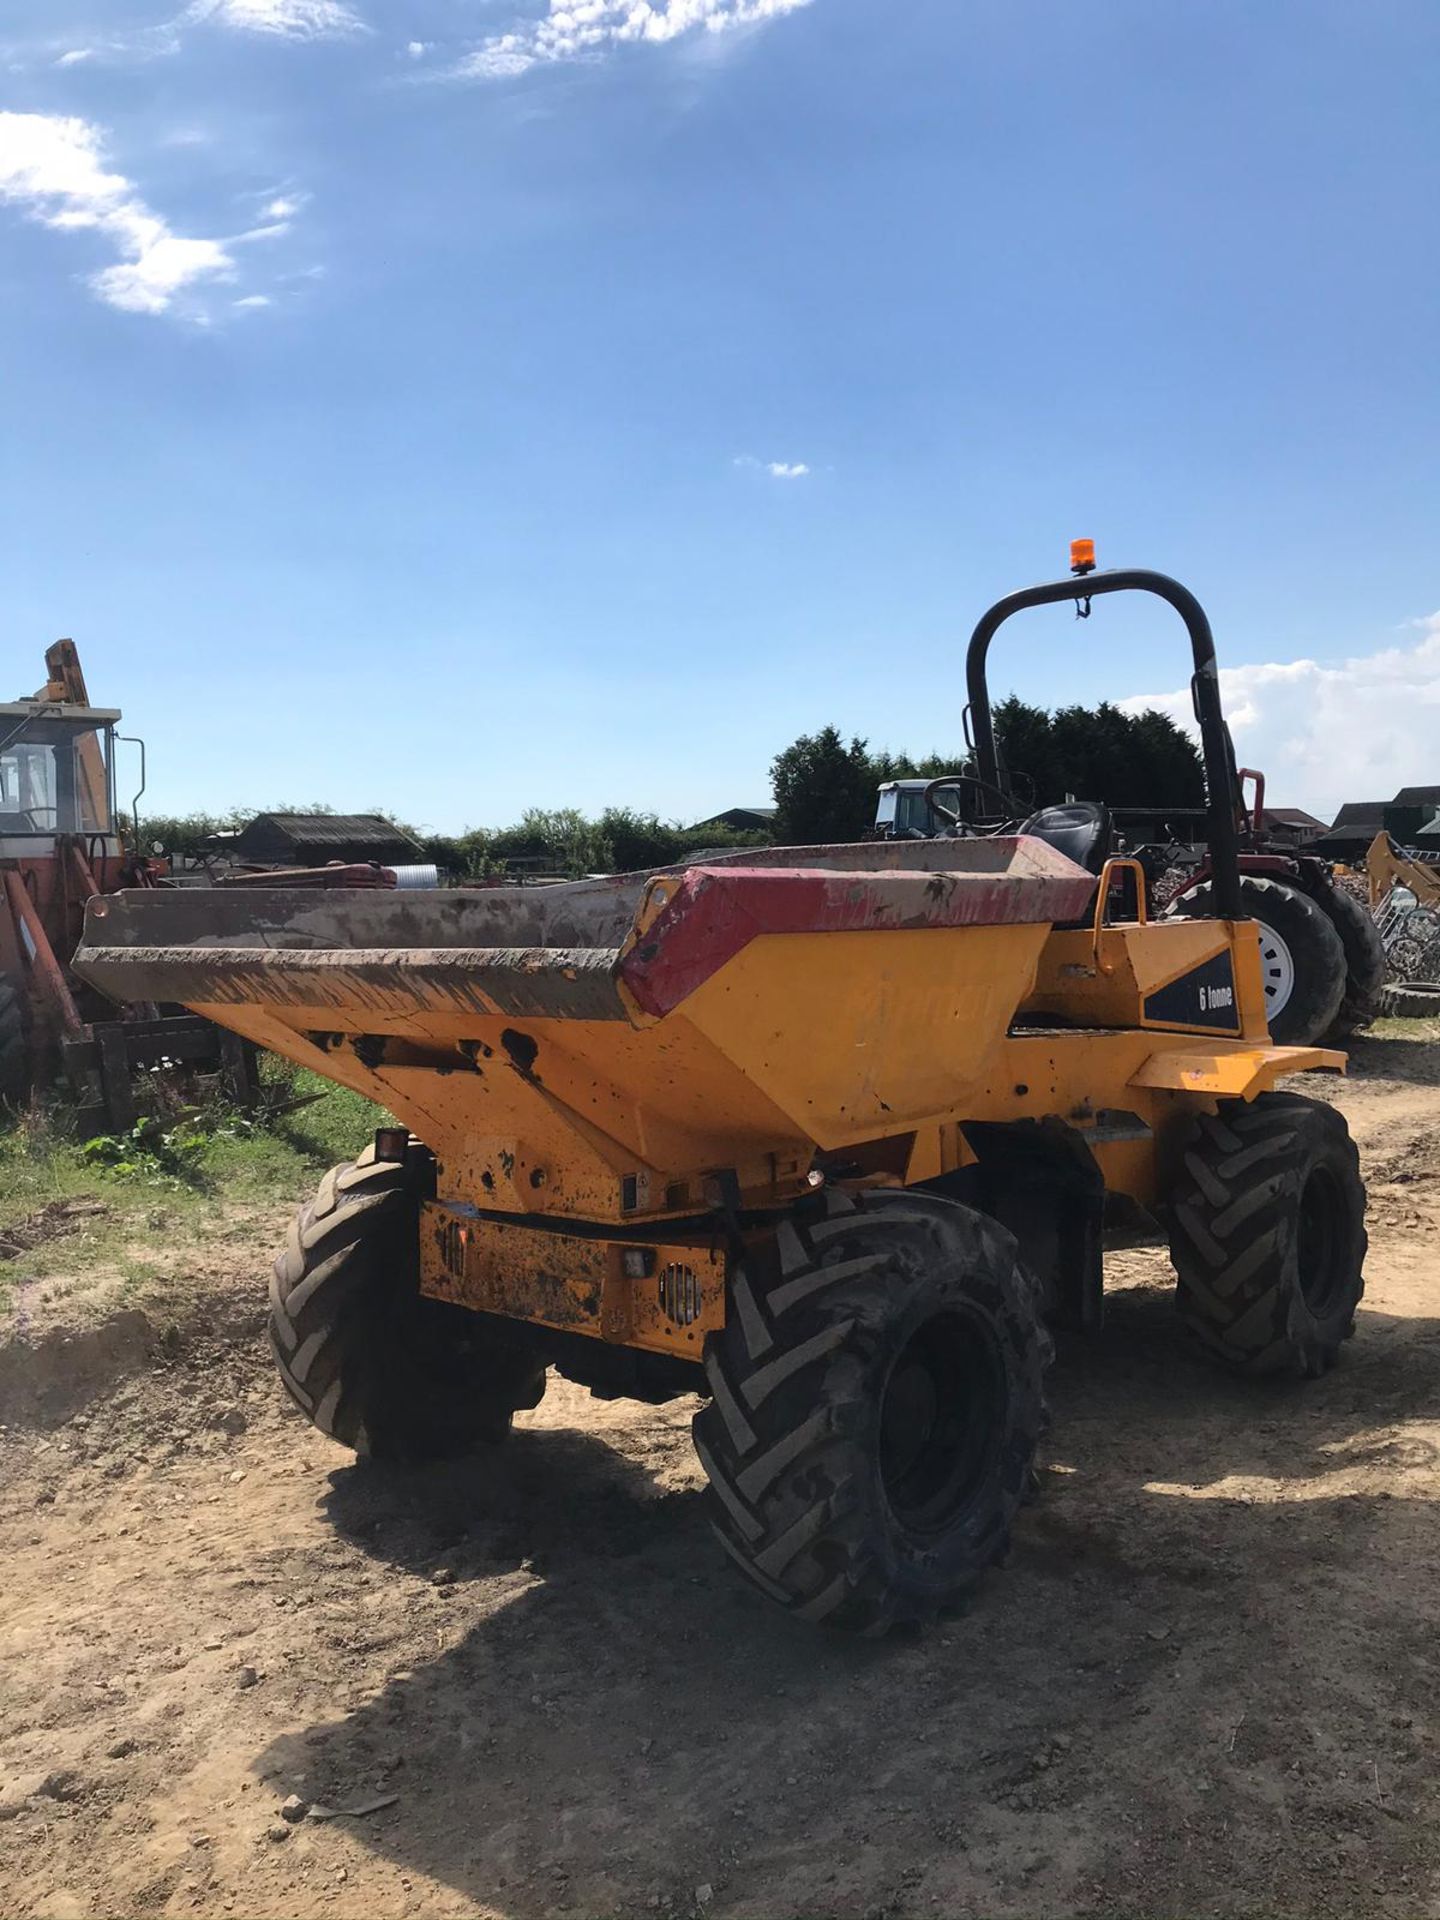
0 975 26 1110
270 1144 547 1461
1317 885 1386 1038
1167 1093 1366 1376
693 1189 1047 1635
1169 875 1347 1045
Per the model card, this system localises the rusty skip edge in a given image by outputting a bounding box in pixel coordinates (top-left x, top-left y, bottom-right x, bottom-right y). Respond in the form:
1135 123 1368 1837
72 943 631 1022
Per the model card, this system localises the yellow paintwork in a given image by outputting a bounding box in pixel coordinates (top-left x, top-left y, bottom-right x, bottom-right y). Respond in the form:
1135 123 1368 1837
177 899 1339 1346
1367 831 1440 910
1024 915 1270 1039
672 922 1053 1146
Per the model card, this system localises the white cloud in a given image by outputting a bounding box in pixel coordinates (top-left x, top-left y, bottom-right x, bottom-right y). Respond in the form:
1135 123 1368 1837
0 112 289 317
1121 613 1440 819
184 0 366 38
264 194 301 220
735 454 811 479
234 292 272 307
55 48 94 66
406 39 430 58
455 0 812 80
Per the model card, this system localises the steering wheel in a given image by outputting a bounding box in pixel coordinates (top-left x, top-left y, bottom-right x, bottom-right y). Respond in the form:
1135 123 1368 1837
922 773 1021 836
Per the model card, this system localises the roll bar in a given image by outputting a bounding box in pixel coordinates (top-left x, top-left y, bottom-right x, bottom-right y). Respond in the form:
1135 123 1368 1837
964 568 1243 920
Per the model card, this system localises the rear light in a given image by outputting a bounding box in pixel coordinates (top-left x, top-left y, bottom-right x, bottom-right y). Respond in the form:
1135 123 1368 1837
622 1247 655 1280
373 1126 409 1163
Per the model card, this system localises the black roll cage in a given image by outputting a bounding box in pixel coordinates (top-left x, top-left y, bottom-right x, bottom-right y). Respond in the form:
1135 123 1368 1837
964 568 1243 921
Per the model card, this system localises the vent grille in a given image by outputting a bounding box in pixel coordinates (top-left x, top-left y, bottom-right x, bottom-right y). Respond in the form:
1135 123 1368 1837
657 1262 701 1327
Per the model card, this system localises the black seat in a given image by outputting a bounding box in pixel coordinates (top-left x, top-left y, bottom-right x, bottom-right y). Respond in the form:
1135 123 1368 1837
1019 802 1113 876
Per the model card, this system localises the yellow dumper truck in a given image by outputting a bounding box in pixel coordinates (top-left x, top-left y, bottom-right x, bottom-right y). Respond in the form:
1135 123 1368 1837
75 565 1366 1635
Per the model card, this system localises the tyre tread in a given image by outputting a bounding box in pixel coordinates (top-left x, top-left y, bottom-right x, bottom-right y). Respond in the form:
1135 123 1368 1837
1167 1093 1366 1376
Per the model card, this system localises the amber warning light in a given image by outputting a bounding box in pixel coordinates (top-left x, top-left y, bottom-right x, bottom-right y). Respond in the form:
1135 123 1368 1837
1069 538 1096 576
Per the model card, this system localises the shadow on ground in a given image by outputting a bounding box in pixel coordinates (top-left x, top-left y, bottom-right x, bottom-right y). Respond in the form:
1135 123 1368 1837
255 1278 1440 1919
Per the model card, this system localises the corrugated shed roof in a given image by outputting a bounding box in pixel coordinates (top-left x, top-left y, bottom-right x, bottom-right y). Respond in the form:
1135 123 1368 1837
1391 785 1440 808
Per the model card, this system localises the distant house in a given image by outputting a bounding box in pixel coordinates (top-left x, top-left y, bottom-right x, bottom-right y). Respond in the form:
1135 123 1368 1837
1313 784 1440 859
1312 801 1389 860
1386 786 1440 845
226 812 424 868
689 806 777 835
1259 807 1327 847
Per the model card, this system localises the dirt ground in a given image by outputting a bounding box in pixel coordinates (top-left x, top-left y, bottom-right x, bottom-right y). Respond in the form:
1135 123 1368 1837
2 1032 1439 1920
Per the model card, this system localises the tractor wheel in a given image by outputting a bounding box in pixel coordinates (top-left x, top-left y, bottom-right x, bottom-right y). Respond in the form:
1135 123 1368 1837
1167 1093 1366 1377
692 1189 1048 1635
270 1145 547 1461
1317 885 1386 1038
1377 980 1440 1019
1168 875 1346 1045
0 974 26 1110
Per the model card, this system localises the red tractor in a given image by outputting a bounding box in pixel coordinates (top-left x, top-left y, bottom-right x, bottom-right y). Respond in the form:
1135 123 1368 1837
1 642 255 1125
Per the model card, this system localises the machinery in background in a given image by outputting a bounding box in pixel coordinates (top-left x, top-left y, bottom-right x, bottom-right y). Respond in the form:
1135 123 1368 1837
1366 833 1440 1017
874 561 1384 1049
0 642 257 1126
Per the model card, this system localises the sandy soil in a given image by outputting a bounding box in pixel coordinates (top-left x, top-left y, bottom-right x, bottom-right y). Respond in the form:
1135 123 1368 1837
2 1033 1438 1920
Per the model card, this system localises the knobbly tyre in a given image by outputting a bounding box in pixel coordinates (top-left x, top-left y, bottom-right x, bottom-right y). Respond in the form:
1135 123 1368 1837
74 563 1368 1636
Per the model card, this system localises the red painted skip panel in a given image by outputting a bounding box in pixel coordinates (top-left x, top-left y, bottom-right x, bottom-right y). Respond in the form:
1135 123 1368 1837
617 841 1096 1020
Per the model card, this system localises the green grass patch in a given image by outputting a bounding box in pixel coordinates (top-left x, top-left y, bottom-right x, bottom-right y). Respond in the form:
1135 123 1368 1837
1371 1015 1440 1040
0 1060 390 1323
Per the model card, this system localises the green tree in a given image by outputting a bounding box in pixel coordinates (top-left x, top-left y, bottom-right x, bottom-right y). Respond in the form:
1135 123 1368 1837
996 700 1202 811
771 727 878 844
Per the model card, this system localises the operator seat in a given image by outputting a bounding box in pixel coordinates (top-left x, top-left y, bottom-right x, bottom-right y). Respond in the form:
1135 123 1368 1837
1018 802 1113 877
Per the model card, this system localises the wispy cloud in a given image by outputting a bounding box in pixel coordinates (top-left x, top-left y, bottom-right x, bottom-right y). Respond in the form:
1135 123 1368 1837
183 0 367 38
30 0 365 67
735 454 811 480
453 0 813 80
0 112 289 317
1121 614 1440 817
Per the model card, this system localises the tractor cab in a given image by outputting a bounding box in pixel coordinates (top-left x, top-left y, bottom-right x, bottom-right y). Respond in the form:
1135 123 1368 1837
874 777 954 839
0 699 121 848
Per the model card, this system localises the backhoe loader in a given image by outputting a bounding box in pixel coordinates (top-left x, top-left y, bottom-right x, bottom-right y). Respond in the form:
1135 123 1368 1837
74 562 1368 1635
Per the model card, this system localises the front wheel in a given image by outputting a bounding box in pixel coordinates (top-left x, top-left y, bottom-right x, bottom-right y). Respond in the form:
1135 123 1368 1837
1168 875 1347 1045
270 1145 547 1461
693 1190 1048 1635
1167 1092 1366 1376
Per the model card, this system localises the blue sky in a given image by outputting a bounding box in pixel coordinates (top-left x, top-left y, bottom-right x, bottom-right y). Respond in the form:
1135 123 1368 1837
2 0 1437 831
